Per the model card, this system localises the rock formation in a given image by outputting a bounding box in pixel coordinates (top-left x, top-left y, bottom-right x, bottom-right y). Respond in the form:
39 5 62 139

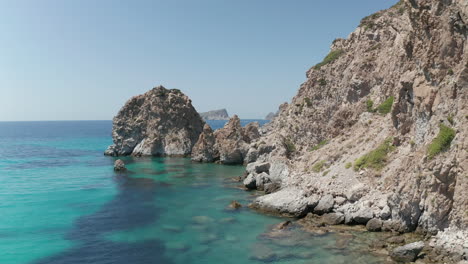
191 115 260 164
240 0 467 261
105 86 204 157
199 109 230 120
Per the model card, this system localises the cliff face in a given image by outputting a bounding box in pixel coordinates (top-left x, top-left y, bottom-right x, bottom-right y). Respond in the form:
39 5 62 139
105 86 204 156
244 0 467 260
199 109 230 120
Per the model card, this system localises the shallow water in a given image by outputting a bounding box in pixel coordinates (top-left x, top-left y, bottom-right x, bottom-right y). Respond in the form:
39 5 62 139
0 121 386 264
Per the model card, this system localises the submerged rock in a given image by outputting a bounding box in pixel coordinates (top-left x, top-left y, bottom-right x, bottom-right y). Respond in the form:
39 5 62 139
105 86 204 157
228 200 242 210
113 159 126 171
390 241 424 263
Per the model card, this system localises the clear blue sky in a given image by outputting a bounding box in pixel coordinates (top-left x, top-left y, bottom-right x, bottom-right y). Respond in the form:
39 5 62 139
0 0 397 121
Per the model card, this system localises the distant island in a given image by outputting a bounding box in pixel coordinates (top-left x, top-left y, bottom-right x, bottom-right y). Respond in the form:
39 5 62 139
199 109 229 120
265 112 278 120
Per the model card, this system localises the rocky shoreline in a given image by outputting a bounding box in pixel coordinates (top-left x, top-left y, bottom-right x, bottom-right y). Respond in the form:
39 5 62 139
105 0 467 262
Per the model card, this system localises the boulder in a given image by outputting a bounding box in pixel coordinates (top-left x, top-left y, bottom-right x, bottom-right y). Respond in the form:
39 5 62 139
243 174 257 189
105 86 204 156
250 188 317 217
191 124 217 162
113 159 126 171
314 195 335 215
390 241 424 263
366 218 383 231
321 213 345 225
352 208 374 224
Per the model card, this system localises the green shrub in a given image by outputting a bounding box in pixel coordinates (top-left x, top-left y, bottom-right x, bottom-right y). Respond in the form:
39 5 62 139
353 138 395 171
366 99 374 112
312 160 326 173
360 13 381 31
447 69 454 75
314 49 344 70
310 140 328 152
447 114 454 125
427 124 456 159
283 137 296 155
319 78 327 86
345 162 352 169
304 97 312 107
376 96 394 115
322 170 330 176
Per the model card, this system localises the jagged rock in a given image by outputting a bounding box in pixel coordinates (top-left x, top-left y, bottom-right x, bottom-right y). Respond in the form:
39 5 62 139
210 115 260 165
191 124 217 162
366 218 383 232
321 213 345 225
105 86 204 156
313 195 335 215
113 159 126 171
390 241 424 263
199 109 229 120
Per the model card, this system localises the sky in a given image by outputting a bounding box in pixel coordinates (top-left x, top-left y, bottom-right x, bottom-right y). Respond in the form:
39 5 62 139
0 0 398 121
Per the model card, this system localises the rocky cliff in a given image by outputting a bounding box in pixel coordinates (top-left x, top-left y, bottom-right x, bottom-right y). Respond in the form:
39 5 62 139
199 109 230 120
105 86 204 156
242 0 467 261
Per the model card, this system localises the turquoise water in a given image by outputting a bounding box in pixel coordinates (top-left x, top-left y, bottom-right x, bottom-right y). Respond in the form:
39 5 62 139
0 121 386 264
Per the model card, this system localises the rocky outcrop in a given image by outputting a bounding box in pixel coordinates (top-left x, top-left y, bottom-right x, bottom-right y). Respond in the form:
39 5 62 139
199 109 229 120
113 159 126 171
191 124 217 162
191 115 260 164
240 0 468 261
105 86 204 157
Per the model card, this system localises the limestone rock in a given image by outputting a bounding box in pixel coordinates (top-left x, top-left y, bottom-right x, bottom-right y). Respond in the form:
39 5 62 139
191 124 217 162
250 188 317 217
390 241 424 263
313 195 335 215
113 159 126 171
366 218 383 232
321 213 345 225
105 86 204 157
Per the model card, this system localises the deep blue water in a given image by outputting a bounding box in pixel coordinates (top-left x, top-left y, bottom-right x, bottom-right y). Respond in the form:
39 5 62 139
0 120 385 264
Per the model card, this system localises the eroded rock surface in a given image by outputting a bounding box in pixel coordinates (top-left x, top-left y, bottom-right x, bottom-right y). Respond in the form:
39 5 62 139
105 86 204 157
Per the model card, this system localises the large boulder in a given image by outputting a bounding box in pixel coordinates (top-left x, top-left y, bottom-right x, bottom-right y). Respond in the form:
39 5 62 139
250 188 319 217
390 241 424 263
105 86 204 156
214 115 248 164
191 124 217 162
313 195 335 215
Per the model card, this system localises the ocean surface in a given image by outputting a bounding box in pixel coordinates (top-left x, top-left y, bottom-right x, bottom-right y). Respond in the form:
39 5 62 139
0 120 386 264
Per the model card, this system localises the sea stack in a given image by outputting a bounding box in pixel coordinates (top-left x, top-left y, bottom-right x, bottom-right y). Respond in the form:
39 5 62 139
105 86 204 156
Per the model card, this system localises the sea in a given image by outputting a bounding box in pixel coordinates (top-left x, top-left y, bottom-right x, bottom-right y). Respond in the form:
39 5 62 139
0 120 386 264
